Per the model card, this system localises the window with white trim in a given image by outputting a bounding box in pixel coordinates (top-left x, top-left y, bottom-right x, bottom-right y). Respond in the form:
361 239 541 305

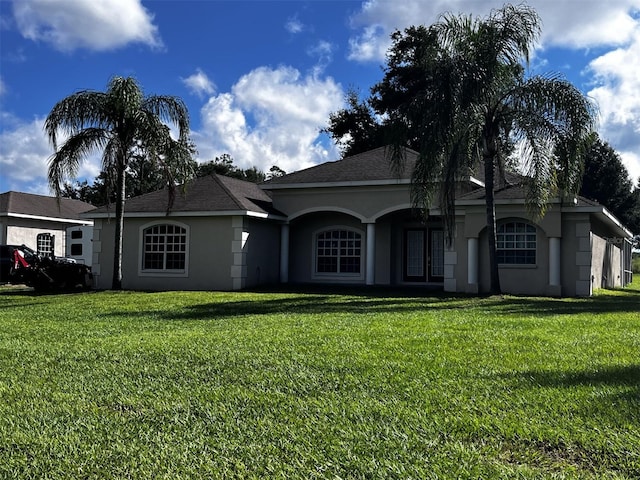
497 221 536 265
316 229 362 275
142 224 187 271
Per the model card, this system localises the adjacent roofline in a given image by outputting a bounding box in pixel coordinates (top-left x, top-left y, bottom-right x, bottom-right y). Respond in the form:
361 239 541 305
262 175 484 191
2 212 93 225
83 210 287 221
261 178 412 190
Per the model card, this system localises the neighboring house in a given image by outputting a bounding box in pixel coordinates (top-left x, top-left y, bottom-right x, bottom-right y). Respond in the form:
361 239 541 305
0 191 94 264
83 146 634 296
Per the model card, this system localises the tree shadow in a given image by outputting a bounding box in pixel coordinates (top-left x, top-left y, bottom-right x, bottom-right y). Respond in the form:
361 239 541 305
513 364 640 388
160 284 640 320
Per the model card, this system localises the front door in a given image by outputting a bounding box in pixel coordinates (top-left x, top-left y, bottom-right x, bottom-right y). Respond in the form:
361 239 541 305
403 228 444 282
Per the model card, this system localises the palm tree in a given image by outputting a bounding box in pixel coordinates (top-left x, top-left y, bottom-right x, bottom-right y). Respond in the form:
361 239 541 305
45 76 194 290
380 4 597 294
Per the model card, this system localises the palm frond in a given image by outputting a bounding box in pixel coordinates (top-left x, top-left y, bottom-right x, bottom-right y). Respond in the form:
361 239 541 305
47 128 109 196
44 91 110 149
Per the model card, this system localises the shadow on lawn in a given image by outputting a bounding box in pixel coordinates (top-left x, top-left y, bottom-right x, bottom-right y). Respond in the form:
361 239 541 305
504 364 640 425
132 285 640 321
515 364 640 388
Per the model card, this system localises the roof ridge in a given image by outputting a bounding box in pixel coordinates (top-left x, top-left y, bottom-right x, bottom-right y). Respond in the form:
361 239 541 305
212 174 246 210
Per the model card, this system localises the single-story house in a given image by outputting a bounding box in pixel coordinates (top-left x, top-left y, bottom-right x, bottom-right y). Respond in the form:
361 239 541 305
0 191 94 264
84 146 634 296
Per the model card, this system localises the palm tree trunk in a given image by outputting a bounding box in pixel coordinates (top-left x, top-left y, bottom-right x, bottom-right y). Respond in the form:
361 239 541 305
483 155 501 295
112 164 126 290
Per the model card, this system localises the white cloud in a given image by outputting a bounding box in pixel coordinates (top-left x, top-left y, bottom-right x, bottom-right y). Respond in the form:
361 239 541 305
12 0 162 52
307 40 335 76
347 1 640 61
0 116 101 194
0 77 5 97
587 28 640 185
192 66 344 174
285 15 304 34
181 69 216 98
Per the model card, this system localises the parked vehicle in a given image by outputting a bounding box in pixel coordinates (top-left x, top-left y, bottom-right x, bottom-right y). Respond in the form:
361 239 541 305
0 244 93 291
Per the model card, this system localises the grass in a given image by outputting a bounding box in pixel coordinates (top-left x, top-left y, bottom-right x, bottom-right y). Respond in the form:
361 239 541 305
0 280 639 479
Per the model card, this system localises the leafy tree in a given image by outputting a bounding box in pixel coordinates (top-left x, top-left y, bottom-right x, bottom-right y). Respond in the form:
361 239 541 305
328 4 596 294
197 153 238 177
324 89 386 157
267 165 287 180
196 154 267 183
45 76 194 289
579 137 640 234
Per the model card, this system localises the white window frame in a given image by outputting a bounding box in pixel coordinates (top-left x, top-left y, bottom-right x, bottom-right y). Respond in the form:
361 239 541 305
139 221 189 277
312 226 364 281
36 233 55 257
497 220 537 266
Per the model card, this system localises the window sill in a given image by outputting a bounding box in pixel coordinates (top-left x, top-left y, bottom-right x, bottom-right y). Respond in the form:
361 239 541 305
139 270 189 278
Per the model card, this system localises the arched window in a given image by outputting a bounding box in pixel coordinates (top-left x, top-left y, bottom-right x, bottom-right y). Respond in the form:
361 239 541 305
315 228 362 275
497 221 536 265
141 223 188 272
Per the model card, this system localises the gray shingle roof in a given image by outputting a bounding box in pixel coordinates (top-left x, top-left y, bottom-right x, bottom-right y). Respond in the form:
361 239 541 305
0 191 94 220
87 174 283 217
263 146 419 186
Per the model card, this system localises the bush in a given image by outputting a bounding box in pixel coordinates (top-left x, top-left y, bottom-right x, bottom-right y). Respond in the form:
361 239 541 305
633 254 640 273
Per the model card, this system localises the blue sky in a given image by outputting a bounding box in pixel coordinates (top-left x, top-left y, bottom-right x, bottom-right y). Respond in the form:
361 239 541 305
1 0 639 195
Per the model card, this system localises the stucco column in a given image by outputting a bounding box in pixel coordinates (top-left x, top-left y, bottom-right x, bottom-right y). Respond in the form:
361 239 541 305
366 223 375 285
280 223 289 284
548 237 561 296
467 237 479 293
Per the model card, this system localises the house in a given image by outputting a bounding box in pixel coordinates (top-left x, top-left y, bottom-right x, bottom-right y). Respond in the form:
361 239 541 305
84 146 634 296
0 191 94 264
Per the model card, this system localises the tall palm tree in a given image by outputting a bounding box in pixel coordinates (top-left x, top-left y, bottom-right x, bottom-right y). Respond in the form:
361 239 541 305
380 4 597 294
45 76 194 290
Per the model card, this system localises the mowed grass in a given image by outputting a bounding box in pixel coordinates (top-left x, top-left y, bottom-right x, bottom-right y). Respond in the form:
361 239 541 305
0 280 638 479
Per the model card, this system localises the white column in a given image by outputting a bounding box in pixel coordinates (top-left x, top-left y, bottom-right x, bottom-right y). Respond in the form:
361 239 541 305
549 237 561 287
467 237 478 287
280 223 289 284
366 223 375 285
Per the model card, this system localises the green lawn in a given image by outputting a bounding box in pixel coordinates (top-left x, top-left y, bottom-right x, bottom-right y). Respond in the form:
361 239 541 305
1 280 639 479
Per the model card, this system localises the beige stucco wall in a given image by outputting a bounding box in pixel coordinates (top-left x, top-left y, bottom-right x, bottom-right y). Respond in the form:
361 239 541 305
93 216 237 291
272 185 413 222
590 219 623 290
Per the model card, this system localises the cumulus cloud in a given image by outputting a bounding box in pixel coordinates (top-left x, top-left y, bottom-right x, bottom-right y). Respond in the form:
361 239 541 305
587 29 640 185
0 116 101 194
12 0 162 52
347 1 640 61
181 69 216 98
192 66 344 174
